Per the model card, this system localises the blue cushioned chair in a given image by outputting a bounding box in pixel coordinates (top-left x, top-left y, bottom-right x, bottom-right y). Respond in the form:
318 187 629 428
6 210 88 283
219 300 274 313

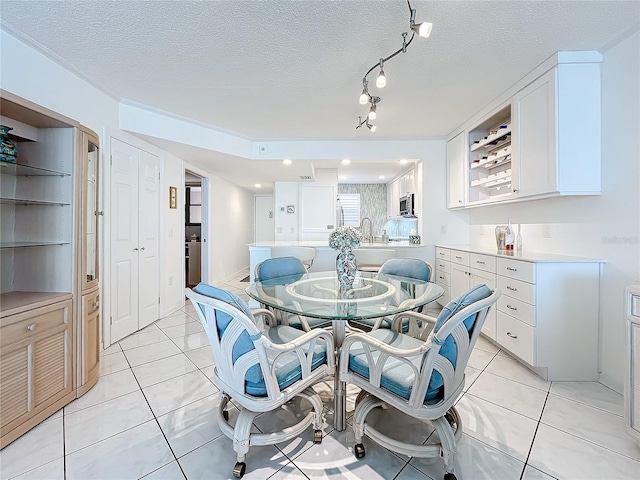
254 256 332 331
187 284 335 478
348 258 433 332
339 285 500 480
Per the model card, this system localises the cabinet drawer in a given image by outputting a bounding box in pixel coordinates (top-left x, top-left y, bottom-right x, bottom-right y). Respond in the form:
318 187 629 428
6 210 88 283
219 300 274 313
0 300 71 348
470 254 496 273
497 258 536 283
497 276 536 305
435 271 451 287
497 311 536 365
497 295 536 326
435 248 450 261
435 259 450 274
450 250 470 266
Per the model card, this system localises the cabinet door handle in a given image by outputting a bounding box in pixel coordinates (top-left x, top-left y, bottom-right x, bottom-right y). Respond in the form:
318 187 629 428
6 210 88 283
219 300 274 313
506 304 518 311
476 260 485 265
458 200 462 204
506 267 517 272
140 247 145 251
27 324 38 331
455 256 462 260
506 286 517 291
133 248 139 251
506 332 518 339
439 276 445 281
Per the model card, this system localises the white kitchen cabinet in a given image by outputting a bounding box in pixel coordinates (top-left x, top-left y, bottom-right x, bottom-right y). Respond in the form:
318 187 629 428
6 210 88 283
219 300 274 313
386 169 414 218
446 132 466 208
437 245 602 380
444 248 497 340
625 285 640 447
512 64 601 198
447 53 601 209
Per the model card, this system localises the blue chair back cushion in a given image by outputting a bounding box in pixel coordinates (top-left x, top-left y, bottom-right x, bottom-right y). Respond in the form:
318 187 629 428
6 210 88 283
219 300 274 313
193 283 326 397
256 257 306 282
348 284 491 403
379 258 432 282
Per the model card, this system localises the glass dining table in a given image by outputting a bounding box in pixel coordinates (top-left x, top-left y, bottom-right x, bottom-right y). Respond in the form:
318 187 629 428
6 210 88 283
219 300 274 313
246 270 444 431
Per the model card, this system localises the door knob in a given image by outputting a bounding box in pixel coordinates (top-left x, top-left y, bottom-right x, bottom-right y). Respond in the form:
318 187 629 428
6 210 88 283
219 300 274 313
133 248 139 251
140 247 145 251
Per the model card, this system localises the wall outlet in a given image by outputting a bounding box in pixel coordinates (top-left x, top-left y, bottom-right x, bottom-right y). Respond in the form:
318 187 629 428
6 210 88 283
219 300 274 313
440 225 447 234
543 224 552 238
276 227 283 234
168 275 174 286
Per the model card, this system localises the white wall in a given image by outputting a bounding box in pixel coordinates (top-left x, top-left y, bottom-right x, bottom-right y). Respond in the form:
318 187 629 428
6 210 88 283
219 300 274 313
274 182 299 240
419 140 470 267
466 30 640 392
0 29 119 134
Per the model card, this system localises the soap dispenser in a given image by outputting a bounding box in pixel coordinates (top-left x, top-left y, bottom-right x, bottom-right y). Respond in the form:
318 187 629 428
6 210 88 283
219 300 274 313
381 230 389 244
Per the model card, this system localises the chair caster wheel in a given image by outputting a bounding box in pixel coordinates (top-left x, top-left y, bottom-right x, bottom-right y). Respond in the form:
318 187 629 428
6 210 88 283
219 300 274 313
232 462 246 478
354 443 366 459
222 410 229 421
444 473 457 480
313 429 323 444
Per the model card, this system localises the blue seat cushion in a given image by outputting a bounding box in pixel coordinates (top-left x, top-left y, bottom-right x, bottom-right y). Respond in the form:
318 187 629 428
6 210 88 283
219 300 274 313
379 258 432 282
245 325 328 396
348 284 492 403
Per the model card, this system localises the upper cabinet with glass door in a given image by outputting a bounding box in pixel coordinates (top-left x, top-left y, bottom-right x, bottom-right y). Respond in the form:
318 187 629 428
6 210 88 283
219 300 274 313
80 128 100 292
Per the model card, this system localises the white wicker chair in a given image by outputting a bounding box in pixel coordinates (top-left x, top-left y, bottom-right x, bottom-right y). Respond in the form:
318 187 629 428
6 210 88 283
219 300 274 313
339 285 500 480
186 285 335 478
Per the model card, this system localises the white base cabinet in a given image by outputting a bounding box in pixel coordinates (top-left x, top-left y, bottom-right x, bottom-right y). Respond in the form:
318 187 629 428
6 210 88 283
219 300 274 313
625 285 640 446
436 245 602 381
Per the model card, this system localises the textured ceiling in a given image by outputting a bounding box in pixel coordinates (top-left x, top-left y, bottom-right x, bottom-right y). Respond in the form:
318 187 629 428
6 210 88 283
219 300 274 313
1 1 638 190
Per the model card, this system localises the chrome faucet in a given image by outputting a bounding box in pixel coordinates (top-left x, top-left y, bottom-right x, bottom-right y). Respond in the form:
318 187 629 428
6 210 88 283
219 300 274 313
360 217 373 244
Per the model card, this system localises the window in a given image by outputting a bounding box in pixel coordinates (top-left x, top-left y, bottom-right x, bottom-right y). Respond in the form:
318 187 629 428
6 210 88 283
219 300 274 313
186 186 202 225
337 193 361 226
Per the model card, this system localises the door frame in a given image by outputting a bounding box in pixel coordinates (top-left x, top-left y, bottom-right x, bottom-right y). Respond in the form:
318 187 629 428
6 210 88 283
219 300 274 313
183 163 210 287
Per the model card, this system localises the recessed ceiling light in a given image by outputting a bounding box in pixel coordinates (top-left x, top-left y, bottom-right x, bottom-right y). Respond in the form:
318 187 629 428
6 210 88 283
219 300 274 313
339 175 348 180
379 175 386 180
254 183 261 188
342 159 351 165
399 159 408 165
283 159 292 165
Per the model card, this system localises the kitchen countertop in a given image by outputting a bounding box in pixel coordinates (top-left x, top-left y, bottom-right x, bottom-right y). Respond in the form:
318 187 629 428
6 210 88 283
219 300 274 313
436 244 604 263
249 240 425 248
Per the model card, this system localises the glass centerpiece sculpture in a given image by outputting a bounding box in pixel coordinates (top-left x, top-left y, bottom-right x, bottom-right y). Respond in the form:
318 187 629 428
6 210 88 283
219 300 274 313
329 225 363 289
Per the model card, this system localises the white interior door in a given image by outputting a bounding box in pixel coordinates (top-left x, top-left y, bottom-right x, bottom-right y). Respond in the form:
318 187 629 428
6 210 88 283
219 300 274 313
138 150 160 329
110 139 140 343
255 195 274 242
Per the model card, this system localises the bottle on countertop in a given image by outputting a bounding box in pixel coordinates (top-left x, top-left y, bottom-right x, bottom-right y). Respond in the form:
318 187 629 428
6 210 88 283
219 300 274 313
504 219 515 250
381 230 389 244
516 224 523 252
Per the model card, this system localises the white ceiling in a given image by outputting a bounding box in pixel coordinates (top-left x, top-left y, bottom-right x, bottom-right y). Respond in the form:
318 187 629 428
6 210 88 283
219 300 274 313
2 0 638 190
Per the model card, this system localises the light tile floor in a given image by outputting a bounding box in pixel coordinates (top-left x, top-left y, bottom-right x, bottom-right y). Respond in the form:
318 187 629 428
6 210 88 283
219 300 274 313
2 270 639 479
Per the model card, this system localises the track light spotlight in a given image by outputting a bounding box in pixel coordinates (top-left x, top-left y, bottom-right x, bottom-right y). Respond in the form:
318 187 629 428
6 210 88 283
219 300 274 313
376 59 386 88
368 104 377 120
355 0 432 132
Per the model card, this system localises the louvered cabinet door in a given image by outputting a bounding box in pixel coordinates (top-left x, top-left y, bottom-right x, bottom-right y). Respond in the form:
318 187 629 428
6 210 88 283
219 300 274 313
0 300 73 447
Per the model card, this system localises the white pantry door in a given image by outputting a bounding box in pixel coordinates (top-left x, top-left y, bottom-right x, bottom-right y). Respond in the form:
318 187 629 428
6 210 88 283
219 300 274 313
109 139 160 343
255 195 274 242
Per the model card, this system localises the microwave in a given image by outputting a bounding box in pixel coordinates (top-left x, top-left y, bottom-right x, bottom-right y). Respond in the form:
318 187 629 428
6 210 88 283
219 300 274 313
399 194 414 216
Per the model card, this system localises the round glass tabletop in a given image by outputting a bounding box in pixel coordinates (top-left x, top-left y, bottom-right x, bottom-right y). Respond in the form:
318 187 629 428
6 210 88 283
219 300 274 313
246 271 444 321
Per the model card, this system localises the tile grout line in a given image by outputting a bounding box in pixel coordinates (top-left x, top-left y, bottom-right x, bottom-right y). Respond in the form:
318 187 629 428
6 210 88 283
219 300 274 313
520 388 552 480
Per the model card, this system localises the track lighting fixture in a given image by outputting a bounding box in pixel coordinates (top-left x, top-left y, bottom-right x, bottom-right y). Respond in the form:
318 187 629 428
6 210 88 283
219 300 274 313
355 0 432 132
